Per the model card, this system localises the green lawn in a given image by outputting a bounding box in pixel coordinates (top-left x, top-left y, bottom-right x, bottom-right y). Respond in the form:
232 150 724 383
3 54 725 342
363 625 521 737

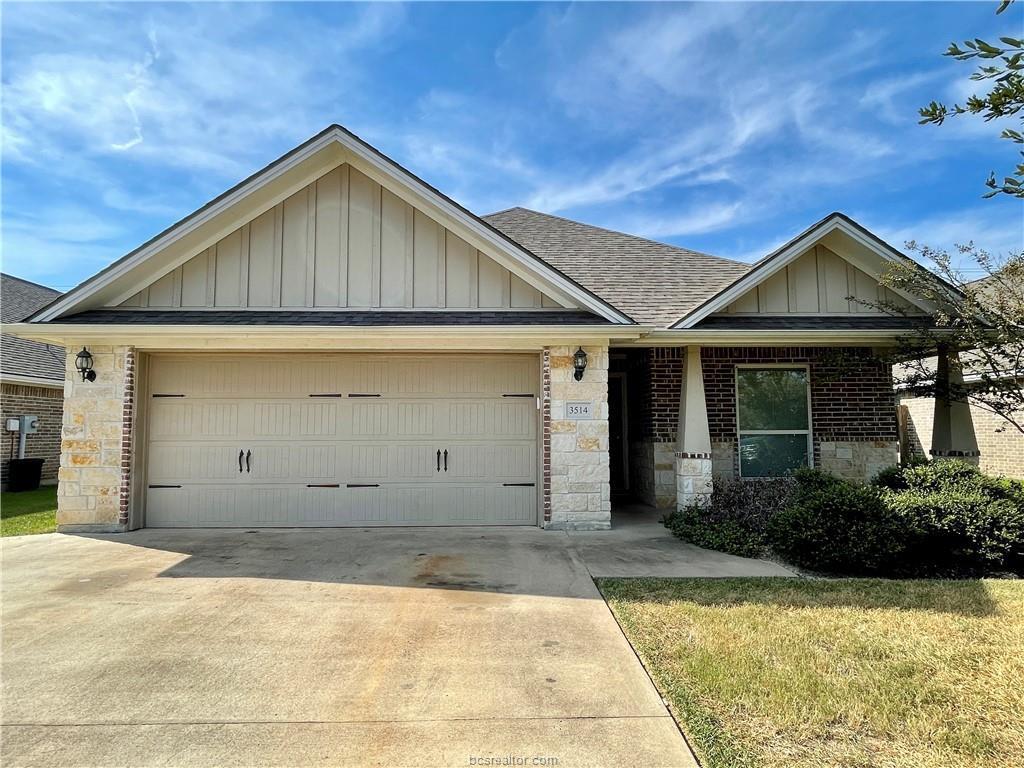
599 578 1023 768
1 486 58 536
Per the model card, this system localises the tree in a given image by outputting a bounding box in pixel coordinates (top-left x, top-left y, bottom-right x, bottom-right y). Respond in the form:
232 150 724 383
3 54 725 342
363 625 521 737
875 243 1024 434
874 0 1024 436
918 0 1024 198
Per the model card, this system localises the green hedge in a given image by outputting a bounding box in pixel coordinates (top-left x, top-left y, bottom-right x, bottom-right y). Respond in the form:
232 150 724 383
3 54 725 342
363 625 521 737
665 460 1024 577
879 460 1024 576
663 478 795 558
766 469 907 575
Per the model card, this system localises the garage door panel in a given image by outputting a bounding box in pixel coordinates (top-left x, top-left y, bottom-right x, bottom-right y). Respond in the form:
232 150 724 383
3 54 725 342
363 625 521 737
146 354 538 399
448 400 535 439
148 444 250 483
149 400 245 440
144 353 539 527
146 483 538 528
291 445 338 481
444 444 535 481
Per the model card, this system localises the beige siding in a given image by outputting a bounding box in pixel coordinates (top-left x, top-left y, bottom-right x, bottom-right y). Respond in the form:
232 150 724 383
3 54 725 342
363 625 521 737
121 164 561 311
723 245 920 315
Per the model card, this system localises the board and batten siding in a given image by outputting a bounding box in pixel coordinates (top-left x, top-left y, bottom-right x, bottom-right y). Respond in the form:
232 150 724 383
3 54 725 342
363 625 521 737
723 245 920 315
119 164 562 311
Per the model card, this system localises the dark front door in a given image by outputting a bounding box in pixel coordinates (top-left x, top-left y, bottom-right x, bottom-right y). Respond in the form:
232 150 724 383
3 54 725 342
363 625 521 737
608 373 628 492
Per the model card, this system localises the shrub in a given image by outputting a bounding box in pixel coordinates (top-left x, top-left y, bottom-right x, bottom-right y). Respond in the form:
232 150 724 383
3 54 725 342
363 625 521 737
876 460 1024 576
767 470 907 574
872 464 909 490
663 477 795 558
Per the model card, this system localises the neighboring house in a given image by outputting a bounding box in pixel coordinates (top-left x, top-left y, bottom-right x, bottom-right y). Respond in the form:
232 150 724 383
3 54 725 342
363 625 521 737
6 125 973 532
0 274 64 489
900 392 1023 478
892 275 1023 479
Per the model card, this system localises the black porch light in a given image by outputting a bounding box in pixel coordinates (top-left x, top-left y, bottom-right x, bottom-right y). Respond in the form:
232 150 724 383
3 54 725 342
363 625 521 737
75 347 97 382
573 346 588 381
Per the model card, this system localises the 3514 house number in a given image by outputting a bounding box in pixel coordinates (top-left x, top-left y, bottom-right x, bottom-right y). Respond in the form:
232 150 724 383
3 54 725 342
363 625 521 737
566 401 594 419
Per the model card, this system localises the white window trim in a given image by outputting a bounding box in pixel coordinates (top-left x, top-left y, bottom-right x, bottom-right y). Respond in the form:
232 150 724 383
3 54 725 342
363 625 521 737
734 363 814 478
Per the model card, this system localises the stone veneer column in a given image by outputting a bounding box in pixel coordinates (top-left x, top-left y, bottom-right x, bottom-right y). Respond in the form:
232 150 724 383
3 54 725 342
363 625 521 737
546 345 610 530
676 346 713 510
57 345 135 532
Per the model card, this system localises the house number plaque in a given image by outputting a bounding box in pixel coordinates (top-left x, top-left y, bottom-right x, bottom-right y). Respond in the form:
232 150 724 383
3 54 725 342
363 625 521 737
566 401 594 419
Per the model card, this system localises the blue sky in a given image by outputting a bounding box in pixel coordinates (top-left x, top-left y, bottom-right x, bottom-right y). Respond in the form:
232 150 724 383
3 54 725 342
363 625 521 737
2 1 1022 291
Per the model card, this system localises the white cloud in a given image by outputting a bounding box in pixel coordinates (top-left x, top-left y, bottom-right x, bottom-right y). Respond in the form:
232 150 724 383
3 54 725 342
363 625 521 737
870 206 1024 267
608 202 744 240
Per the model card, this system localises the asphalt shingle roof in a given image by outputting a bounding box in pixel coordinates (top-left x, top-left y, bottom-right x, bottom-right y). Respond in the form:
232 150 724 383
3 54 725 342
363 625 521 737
483 207 751 327
1 274 65 382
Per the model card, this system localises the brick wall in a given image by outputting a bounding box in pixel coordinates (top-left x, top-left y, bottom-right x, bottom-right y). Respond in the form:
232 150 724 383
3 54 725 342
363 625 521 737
625 346 898 490
901 394 1024 479
702 347 898 478
620 348 680 507
0 382 64 488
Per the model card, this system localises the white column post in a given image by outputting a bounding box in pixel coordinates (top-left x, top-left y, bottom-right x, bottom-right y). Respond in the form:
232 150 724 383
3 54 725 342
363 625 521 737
931 346 980 464
675 346 713 510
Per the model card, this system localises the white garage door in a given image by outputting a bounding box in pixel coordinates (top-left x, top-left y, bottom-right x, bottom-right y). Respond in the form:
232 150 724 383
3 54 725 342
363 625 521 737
144 353 539 527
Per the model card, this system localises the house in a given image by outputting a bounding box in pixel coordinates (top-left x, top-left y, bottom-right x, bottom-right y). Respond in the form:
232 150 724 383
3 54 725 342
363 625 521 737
6 125 977 532
0 274 65 489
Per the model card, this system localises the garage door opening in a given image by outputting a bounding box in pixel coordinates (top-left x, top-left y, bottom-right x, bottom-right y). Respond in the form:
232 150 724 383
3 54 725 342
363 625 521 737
141 353 540 527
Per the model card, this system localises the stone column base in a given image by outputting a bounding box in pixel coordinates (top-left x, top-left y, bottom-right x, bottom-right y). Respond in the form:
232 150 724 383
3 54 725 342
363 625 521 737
675 452 713 511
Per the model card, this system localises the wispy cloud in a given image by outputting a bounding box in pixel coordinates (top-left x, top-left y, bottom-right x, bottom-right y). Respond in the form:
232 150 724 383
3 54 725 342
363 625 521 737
1 1 1019 289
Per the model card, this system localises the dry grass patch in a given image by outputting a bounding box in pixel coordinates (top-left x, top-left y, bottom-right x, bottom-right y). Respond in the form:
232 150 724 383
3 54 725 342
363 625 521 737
599 578 1023 768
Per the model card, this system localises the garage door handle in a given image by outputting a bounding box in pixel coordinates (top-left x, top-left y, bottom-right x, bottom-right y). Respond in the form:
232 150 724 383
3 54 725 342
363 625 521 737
238 449 244 473
245 450 251 474
436 449 441 472
443 449 448 472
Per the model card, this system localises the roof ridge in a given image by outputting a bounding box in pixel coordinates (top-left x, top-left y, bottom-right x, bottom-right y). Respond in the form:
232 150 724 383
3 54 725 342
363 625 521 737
1 273 61 294
484 207 748 268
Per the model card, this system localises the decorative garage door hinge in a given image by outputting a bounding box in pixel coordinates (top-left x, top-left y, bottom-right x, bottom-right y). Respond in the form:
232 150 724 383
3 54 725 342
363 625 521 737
151 393 185 398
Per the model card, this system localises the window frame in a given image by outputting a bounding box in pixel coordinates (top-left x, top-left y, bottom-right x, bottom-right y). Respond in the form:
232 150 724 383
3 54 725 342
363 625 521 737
734 363 813 479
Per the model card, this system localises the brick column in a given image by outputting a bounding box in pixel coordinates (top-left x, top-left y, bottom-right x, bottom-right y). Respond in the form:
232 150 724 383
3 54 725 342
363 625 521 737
58 345 135 533
546 344 610 530
676 346 713 510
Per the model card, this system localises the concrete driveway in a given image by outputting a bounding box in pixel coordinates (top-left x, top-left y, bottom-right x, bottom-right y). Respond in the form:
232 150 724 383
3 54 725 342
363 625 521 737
2 527 698 767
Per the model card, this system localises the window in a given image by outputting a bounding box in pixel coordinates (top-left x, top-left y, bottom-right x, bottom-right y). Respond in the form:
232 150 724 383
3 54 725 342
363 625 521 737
735 366 811 477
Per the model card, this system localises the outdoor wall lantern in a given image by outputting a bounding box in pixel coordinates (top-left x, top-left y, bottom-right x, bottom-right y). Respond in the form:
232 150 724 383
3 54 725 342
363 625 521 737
75 347 97 382
573 346 588 381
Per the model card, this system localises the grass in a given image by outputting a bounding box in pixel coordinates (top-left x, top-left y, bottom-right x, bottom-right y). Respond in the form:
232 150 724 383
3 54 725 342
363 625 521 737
1 486 58 536
599 578 1024 768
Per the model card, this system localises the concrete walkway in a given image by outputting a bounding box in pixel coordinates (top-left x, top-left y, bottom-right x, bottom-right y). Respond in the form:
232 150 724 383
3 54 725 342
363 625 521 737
571 505 797 578
2 527 698 768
